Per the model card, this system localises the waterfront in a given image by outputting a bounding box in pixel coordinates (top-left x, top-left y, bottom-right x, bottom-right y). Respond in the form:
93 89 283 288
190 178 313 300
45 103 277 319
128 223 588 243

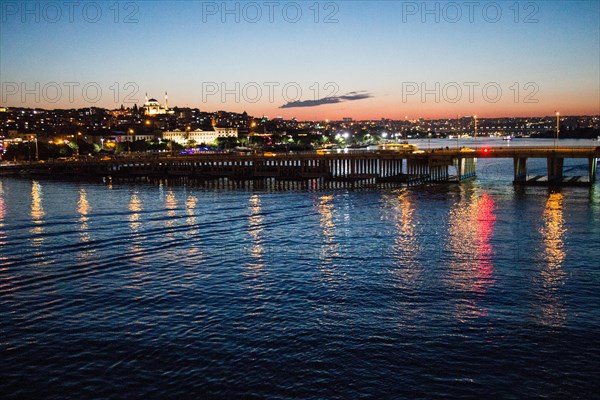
1 144 600 398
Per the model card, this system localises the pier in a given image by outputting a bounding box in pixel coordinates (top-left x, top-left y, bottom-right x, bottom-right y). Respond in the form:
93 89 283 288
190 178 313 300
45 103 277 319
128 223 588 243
2 147 598 187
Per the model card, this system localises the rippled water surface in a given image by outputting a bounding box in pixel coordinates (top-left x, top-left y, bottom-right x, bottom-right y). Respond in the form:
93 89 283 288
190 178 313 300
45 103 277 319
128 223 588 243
1 153 600 398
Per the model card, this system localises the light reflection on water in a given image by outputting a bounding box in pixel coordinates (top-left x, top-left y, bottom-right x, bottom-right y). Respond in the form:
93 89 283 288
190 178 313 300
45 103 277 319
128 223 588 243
127 190 148 292
30 180 45 249
185 194 198 233
245 194 266 302
316 195 339 281
185 194 203 261
446 186 496 322
247 194 265 272
163 189 178 246
0 181 6 246
77 188 95 260
77 189 91 242
0 176 599 399
128 191 145 266
129 191 142 232
389 190 421 288
538 192 567 327
0 181 7 269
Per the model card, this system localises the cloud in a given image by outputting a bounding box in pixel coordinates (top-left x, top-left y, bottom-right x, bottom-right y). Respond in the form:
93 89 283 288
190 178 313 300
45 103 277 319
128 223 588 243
280 91 372 109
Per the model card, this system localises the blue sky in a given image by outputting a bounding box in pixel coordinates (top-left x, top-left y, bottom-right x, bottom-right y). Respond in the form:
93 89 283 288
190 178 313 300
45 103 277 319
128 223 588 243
1 0 599 119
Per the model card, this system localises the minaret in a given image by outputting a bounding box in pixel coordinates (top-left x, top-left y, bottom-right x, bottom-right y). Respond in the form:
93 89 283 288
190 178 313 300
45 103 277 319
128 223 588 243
165 91 169 110
143 93 149 116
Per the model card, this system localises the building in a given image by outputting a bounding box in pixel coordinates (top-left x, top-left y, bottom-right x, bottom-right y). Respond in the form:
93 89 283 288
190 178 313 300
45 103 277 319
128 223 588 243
7 130 37 141
112 131 157 143
143 92 174 116
163 127 238 145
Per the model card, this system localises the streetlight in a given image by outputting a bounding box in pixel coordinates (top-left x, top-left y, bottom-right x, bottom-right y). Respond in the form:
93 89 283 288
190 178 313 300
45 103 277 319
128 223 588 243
554 111 560 147
76 132 81 157
456 114 460 150
128 128 134 154
473 115 478 148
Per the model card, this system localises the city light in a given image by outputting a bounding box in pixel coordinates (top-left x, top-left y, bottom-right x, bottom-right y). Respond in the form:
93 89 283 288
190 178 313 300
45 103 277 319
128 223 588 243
555 111 560 147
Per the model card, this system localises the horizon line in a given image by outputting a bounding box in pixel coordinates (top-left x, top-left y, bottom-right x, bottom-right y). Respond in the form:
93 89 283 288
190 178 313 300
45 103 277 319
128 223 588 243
1 105 598 122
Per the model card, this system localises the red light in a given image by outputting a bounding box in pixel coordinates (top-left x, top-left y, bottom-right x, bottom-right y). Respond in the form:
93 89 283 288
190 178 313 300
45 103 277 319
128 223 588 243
483 148 489 153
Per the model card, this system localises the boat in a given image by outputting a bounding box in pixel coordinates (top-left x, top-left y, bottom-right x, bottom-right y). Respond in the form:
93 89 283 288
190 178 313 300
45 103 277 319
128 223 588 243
502 135 513 141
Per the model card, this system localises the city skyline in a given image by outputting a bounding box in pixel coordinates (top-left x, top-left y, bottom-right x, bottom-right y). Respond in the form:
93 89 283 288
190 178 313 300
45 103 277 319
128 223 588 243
1 1 599 119
3 102 599 123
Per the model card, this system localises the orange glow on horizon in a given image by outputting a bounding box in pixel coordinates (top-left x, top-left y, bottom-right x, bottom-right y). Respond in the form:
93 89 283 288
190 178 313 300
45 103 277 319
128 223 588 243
4 87 598 121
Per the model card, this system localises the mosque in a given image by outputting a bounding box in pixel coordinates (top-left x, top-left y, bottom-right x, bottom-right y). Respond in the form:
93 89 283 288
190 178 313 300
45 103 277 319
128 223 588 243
143 92 174 116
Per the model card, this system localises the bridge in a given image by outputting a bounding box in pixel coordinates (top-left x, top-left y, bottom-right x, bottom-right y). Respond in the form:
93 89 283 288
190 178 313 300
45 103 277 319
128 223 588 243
2 146 598 187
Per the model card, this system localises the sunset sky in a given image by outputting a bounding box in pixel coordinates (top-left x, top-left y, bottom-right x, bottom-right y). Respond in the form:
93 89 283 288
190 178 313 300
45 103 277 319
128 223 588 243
1 0 599 119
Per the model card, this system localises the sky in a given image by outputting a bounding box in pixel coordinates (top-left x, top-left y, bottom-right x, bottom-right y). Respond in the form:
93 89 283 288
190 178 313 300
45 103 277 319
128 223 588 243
1 0 599 120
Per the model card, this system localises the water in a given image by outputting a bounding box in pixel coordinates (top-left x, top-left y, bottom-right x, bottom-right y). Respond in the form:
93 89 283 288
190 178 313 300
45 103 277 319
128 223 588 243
1 142 600 398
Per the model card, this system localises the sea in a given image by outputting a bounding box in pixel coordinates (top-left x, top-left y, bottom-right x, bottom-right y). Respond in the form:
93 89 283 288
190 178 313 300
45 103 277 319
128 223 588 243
1 138 599 399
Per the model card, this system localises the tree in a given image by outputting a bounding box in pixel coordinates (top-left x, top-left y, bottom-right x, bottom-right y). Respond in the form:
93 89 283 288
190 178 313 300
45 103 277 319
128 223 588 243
3 141 72 161
215 136 239 149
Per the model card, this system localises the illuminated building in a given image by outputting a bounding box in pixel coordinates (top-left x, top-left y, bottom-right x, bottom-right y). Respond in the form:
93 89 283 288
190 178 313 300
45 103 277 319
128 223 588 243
143 92 174 116
111 128 157 143
163 127 238 145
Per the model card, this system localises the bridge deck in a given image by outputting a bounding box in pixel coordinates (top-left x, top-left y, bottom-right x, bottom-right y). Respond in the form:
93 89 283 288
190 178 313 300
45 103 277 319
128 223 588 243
2 147 598 186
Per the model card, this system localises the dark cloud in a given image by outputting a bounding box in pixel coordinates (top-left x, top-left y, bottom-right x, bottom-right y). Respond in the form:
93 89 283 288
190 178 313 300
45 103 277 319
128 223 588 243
339 92 372 101
280 91 372 109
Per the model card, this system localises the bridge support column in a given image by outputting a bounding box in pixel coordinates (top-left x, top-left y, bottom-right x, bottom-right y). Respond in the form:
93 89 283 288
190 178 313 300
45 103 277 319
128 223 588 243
513 157 528 183
466 158 476 178
547 157 564 183
455 157 476 180
589 157 597 183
